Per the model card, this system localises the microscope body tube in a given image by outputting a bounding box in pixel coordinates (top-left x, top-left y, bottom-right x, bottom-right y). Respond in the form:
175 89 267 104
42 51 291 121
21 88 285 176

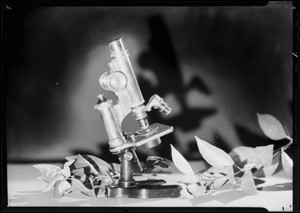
96 100 126 151
108 39 145 109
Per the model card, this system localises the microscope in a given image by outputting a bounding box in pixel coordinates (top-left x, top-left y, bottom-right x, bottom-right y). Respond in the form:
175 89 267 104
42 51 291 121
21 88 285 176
94 38 182 198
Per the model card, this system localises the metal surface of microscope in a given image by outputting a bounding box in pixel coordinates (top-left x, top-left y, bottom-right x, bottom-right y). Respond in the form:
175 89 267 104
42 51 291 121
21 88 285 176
94 38 182 198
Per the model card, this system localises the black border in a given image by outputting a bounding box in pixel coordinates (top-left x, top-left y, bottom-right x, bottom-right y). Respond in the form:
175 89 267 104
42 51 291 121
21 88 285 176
292 0 299 212
0 0 269 7
1 0 298 212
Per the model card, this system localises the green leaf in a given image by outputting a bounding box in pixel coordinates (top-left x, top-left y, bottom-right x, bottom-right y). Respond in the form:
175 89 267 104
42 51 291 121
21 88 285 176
56 180 72 194
69 177 88 192
230 145 279 177
65 155 78 161
43 175 65 192
201 171 225 181
210 177 230 190
257 113 288 140
254 145 274 167
95 176 113 192
281 149 293 179
52 180 71 199
240 170 258 195
205 165 234 183
224 165 234 182
69 177 96 198
87 155 112 168
61 159 75 178
180 186 195 199
186 183 206 197
229 146 260 168
72 168 85 177
73 154 99 175
171 144 195 176
67 154 119 175
84 155 112 175
82 177 96 197
253 151 281 177
33 164 62 183
33 164 68 192
195 136 234 169
110 163 121 174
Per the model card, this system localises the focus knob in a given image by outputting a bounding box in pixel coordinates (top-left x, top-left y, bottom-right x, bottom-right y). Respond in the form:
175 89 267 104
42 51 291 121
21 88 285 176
99 71 127 92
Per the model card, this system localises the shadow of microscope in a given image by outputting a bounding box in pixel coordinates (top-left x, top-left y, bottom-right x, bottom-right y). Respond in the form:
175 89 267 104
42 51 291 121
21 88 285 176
137 15 216 160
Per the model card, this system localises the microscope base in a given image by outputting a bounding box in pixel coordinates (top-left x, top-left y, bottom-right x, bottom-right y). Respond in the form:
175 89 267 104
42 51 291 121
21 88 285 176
105 179 182 198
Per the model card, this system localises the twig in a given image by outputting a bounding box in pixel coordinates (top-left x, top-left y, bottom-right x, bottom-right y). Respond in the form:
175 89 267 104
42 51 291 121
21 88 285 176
273 138 293 154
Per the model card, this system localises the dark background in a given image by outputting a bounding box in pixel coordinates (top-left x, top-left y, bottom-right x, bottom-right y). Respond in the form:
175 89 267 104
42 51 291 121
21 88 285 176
3 2 293 163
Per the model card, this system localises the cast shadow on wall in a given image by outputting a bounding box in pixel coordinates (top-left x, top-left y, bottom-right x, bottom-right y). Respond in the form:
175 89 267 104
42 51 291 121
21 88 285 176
136 15 216 160
72 15 216 162
71 14 292 163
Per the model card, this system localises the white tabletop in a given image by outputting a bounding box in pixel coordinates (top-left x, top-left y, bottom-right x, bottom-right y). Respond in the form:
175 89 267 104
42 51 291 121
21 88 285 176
7 162 293 211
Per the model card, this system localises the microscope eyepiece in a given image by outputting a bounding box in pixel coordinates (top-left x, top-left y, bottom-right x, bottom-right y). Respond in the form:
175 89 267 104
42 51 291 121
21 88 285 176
108 38 127 59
